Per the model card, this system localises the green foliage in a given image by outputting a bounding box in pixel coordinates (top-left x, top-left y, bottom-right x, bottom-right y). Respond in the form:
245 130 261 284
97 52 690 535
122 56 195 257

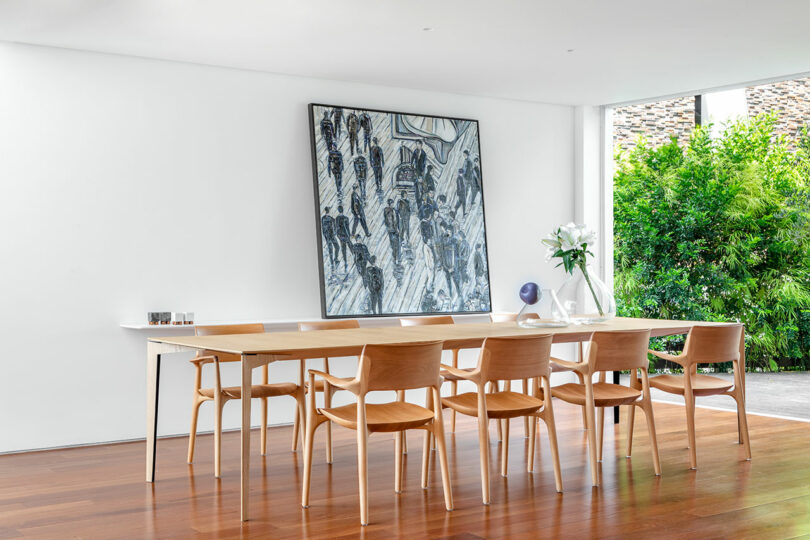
614 114 810 371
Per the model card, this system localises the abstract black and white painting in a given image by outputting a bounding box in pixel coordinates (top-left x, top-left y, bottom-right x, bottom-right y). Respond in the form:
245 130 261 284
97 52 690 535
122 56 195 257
308 103 492 318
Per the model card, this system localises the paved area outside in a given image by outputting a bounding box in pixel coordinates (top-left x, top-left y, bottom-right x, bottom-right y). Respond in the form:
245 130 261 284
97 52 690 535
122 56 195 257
621 371 810 421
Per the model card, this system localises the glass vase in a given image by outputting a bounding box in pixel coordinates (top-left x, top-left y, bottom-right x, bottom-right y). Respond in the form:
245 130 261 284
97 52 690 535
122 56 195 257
554 264 616 324
516 289 570 328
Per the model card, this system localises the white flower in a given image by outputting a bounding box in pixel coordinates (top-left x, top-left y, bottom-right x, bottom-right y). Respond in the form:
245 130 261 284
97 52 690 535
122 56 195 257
558 226 579 251
542 223 596 261
580 228 597 247
541 235 560 249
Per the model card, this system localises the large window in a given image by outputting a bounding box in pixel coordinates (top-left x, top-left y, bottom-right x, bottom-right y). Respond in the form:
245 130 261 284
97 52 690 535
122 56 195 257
607 77 810 378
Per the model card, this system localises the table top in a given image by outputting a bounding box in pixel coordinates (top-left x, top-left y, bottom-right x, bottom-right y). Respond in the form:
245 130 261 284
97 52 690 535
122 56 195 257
148 317 726 358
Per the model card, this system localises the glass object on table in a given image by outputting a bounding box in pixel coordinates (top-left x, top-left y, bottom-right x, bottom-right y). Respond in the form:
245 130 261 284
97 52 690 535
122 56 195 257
555 263 615 324
516 287 570 328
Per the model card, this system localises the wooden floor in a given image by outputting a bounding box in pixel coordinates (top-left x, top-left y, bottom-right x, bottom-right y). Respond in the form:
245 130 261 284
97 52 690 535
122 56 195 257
2 402 809 539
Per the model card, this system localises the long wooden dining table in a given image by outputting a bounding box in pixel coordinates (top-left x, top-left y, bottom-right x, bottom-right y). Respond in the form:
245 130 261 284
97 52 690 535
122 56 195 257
145 316 738 521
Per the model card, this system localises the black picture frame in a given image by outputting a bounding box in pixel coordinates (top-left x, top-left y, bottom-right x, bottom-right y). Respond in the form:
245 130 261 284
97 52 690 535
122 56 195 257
308 102 493 319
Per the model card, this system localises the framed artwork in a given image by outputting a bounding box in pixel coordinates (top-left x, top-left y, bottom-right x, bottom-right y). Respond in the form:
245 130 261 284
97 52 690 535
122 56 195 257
308 103 492 318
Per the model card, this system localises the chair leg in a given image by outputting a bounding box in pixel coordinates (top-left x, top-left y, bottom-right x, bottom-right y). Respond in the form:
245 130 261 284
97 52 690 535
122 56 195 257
640 400 661 476
501 417 510 477
357 413 369 525
421 385 434 487
576 371 587 430
477 389 491 504
324 387 333 463
489 382 502 442
450 380 458 433
522 379 530 438
187 397 203 464
684 390 698 469
544 413 563 493
301 410 318 508
626 403 636 458
583 386 599 486
596 406 605 462
421 427 431 489
734 390 752 460
432 417 454 511
397 390 409 454
261 397 268 455
527 416 537 472
291 402 300 452
501 381 512 447
395 430 404 493
214 395 226 478
295 392 307 454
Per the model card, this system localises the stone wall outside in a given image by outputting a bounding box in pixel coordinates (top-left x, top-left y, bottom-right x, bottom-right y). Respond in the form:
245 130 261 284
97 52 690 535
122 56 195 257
746 77 810 144
613 76 810 153
613 96 695 153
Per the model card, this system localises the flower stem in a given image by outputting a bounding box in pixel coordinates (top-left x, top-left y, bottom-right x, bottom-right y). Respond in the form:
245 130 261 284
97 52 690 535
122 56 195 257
579 263 604 316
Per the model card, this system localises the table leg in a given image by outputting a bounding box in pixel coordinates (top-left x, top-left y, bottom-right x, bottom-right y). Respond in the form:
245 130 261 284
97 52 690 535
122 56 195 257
146 343 161 482
613 371 620 424
241 355 253 522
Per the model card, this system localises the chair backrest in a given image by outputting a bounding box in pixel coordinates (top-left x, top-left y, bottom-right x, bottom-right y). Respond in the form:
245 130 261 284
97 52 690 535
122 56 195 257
587 329 651 372
683 324 743 364
399 315 455 326
489 312 538 323
298 319 360 332
477 335 553 381
195 323 265 363
357 341 444 393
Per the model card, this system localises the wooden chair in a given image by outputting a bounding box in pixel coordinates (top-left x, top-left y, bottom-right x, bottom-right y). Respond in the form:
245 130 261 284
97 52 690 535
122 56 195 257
552 329 661 486
301 341 453 526
399 316 464 432
187 324 305 477
296 320 360 463
441 334 562 504
647 324 751 469
489 312 580 437
399 316 495 449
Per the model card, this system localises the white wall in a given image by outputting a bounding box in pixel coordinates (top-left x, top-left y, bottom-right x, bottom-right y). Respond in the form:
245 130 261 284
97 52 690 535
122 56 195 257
0 43 576 452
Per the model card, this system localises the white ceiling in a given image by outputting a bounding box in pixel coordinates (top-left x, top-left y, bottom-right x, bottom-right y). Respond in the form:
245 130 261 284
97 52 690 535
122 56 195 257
1 0 809 106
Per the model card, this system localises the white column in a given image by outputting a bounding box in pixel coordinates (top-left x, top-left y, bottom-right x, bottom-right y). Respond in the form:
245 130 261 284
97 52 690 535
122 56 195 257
573 105 610 283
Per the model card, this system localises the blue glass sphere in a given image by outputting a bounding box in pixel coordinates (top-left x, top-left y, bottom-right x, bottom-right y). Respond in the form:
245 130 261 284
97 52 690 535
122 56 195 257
519 282 541 305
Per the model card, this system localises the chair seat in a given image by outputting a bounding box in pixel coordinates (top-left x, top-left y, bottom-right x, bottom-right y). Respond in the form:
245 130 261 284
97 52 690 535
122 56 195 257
440 367 474 382
649 373 733 397
552 382 641 407
321 402 434 433
305 378 351 392
441 391 545 419
199 382 299 400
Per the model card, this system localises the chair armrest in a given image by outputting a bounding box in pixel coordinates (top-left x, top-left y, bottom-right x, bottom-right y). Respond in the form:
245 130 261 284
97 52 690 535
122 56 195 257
440 364 479 382
550 357 588 373
189 355 218 365
309 369 360 394
648 349 687 367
